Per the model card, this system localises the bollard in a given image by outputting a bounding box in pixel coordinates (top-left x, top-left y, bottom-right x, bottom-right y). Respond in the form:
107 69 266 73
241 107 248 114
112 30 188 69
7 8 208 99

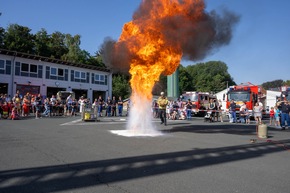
258 124 268 138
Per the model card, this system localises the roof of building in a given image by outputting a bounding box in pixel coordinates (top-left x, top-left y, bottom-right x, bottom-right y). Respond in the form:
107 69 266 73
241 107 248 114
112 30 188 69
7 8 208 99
0 48 110 72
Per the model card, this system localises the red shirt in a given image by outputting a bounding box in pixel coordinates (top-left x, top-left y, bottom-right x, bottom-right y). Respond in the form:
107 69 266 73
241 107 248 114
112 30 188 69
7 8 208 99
269 109 274 117
2 104 8 112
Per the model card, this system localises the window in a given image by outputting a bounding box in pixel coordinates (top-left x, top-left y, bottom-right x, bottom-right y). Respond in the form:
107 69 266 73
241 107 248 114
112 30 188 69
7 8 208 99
50 67 64 76
75 71 86 79
183 94 198 102
95 74 105 82
95 74 99 81
75 71 80 78
0 60 4 69
58 68 64 76
100 75 104 82
30 64 38 73
50 67 57 75
81 72 86 79
21 63 29 72
20 63 38 73
228 92 250 101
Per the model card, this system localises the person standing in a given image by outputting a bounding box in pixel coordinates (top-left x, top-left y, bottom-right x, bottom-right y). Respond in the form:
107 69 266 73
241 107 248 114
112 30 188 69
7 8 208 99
106 96 112 117
217 99 223 122
186 99 192 120
253 102 263 125
152 100 159 118
12 93 21 116
71 99 77 116
208 99 216 122
277 100 290 130
97 96 103 117
66 95 73 116
244 106 251 124
177 98 183 117
239 102 247 123
50 95 57 116
42 97 51 117
111 96 117 117
157 92 168 125
269 107 275 126
35 94 42 119
78 96 86 119
229 99 237 123
274 106 281 128
22 95 30 117
117 96 123 116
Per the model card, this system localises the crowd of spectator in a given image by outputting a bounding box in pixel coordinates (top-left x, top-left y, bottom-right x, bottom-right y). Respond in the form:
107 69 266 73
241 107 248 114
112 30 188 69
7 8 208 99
0 91 125 120
152 98 223 122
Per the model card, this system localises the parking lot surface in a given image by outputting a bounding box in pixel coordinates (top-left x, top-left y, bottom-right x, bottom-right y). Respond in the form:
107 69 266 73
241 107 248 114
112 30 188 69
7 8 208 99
0 115 290 193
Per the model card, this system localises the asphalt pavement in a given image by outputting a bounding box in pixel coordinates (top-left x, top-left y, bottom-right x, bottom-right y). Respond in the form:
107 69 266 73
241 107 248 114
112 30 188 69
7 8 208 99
0 114 290 193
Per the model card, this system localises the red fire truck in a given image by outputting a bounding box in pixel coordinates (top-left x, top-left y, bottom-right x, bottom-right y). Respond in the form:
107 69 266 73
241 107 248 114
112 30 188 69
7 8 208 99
181 91 216 116
225 82 259 117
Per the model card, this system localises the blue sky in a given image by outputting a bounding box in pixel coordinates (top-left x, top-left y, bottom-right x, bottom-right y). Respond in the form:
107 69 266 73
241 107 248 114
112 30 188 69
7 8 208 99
1 0 289 85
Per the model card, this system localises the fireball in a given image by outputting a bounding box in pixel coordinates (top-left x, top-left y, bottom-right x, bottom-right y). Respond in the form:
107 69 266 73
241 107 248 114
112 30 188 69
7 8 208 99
110 0 239 136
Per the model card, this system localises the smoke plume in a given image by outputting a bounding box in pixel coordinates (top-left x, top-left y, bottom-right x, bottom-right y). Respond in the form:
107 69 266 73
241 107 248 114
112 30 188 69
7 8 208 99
101 0 240 73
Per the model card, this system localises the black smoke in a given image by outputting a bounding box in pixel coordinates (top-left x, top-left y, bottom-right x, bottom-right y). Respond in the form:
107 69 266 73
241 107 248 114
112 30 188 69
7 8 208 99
101 0 240 74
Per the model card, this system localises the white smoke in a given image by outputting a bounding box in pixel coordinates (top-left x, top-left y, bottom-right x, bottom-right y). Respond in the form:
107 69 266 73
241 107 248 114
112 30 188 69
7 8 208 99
111 94 162 137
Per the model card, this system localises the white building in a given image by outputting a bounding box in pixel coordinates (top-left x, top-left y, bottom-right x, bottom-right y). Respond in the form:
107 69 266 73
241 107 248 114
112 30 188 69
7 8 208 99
0 49 112 101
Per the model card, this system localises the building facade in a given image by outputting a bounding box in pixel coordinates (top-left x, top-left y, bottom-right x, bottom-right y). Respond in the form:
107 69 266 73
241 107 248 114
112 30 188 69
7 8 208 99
0 49 112 101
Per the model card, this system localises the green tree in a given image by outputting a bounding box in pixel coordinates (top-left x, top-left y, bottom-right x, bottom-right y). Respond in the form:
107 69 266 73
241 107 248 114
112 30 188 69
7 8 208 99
94 51 106 67
78 50 93 65
61 34 82 63
261 79 284 90
0 27 5 49
79 50 106 68
183 61 235 92
48 31 68 59
284 80 290 86
178 65 195 93
3 24 35 53
34 28 51 57
112 74 131 99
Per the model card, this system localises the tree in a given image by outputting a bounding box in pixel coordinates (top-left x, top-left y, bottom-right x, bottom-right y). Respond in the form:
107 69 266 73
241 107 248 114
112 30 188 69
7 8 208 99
61 34 82 63
183 61 235 92
78 50 93 65
34 28 51 57
94 51 106 67
3 24 35 53
112 74 131 99
261 79 284 90
178 65 195 93
0 27 5 49
48 31 68 59
80 50 106 68
284 80 290 86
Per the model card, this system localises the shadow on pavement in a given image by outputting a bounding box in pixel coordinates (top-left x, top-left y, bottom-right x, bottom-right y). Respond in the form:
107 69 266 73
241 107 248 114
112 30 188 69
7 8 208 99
165 122 281 136
1 139 290 193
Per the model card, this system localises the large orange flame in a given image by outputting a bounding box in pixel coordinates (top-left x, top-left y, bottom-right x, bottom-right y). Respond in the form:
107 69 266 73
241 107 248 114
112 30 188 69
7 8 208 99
109 0 239 136
117 0 206 101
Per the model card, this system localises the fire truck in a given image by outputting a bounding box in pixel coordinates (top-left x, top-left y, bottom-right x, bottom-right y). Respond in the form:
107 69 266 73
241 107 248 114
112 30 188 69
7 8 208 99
225 83 259 117
181 91 216 116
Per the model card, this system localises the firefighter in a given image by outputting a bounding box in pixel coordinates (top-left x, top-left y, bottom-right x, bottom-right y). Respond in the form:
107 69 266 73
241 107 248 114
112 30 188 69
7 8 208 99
157 92 168 126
